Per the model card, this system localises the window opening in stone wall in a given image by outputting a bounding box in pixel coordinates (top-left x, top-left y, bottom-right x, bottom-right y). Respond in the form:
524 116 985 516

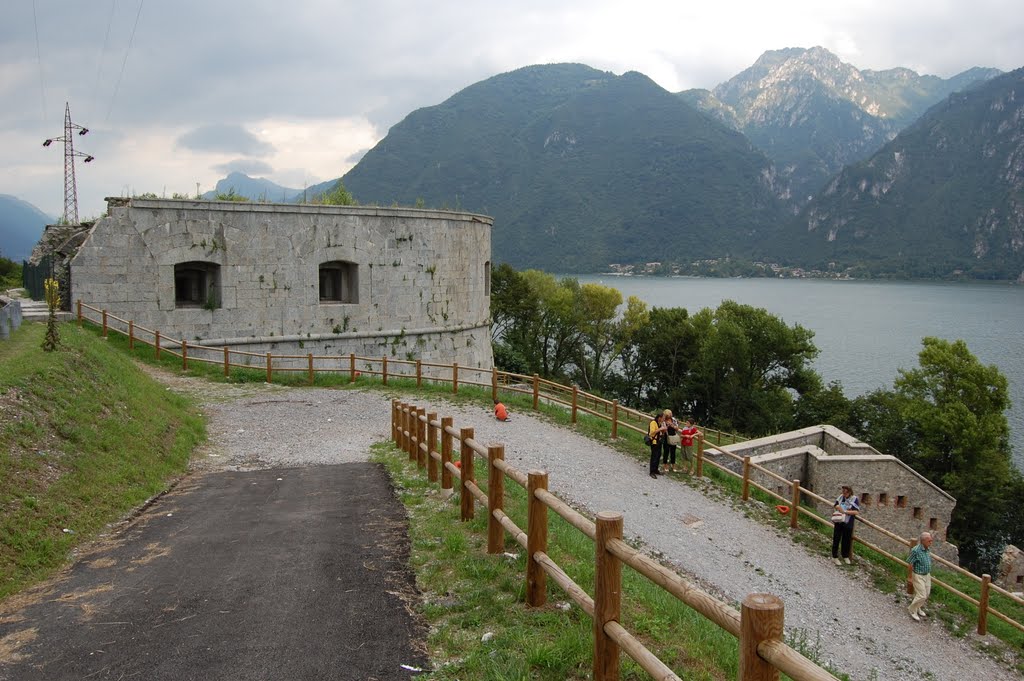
913 506 922 519
879 493 888 506
174 261 221 309
320 261 358 304
897 495 907 508
484 260 491 296
861 493 872 506
1017 575 1023 584
929 517 938 531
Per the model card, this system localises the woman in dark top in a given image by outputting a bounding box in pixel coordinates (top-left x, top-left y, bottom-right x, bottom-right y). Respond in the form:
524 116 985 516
647 413 666 479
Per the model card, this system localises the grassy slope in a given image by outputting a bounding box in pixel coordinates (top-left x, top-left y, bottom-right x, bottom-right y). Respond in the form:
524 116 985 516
0 322 205 599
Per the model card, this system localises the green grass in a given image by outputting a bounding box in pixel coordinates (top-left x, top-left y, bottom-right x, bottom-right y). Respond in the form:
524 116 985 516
372 441 748 680
68 318 1024 666
0 322 205 599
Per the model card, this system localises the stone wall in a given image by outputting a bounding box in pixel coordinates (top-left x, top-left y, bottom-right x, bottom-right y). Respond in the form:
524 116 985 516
70 198 494 369
0 297 22 340
996 544 1024 593
720 425 958 562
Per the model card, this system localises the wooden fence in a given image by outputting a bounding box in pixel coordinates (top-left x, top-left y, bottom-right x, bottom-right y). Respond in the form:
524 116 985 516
75 300 1024 639
391 399 839 681
691 438 1024 638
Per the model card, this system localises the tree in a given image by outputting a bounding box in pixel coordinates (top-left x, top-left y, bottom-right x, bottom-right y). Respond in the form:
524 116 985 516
793 378 855 432
214 188 250 202
892 337 1014 571
0 252 21 289
635 306 698 413
603 296 650 406
316 179 357 206
490 264 539 373
573 282 622 391
683 301 819 434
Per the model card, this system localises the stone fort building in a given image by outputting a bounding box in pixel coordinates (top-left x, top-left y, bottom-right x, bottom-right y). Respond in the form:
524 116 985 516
714 425 958 561
68 197 494 370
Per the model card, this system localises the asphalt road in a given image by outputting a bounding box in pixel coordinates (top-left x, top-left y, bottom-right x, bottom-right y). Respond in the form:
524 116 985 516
0 463 429 680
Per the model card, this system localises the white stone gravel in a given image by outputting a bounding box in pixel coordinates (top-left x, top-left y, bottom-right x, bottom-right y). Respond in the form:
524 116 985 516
174 379 1021 681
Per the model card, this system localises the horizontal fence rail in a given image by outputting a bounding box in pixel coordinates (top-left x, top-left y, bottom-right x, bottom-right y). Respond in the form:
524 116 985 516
74 301 1024 638
391 399 839 681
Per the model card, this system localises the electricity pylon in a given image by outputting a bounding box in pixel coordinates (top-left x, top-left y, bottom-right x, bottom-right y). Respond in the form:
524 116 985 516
43 102 94 225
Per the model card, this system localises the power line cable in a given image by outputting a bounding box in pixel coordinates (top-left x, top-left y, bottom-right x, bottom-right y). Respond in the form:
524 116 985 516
32 0 47 121
93 0 118 122
105 0 144 123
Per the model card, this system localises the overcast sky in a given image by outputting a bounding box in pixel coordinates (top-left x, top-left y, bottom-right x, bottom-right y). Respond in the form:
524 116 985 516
3 0 1022 220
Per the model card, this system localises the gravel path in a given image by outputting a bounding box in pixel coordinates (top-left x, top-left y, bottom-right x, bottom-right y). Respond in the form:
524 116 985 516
167 376 1020 681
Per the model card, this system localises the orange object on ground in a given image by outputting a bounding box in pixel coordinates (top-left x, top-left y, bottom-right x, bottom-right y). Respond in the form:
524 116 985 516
775 505 790 514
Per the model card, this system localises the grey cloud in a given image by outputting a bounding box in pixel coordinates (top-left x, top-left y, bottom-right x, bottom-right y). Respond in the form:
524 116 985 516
176 124 275 156
344 148 370 164
212 159 275 175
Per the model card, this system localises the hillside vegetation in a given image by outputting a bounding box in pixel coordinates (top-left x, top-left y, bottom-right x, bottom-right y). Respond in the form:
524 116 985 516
793 67 1024 279
0 323 205 598
342 63 791 272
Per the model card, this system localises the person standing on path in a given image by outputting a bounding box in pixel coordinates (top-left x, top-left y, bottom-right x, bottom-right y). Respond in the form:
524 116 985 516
679 418 701 475
908 531 934 621
648 413 666 479
831 485 860 565
661 409 680 473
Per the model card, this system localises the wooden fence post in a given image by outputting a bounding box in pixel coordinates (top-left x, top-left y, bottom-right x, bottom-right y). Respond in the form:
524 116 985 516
742 456 752 501
978 574 991 635
427 412 439 482
452 362 459 394
460 427 474 521
382 355 388 386
611 400 619 439
571 386 579 424
416 360 422 388
532 374 540 411
128 320 134 350
392 399 399 444
223 347 230 377
487 445 505 554
349 353 356 383
155 330 161 360
526 470 549 607
740 594 784 681
406 404 416 462
441 416 454 490
416 407 426 469
696 434 704 478
790 480 801 529
491 367 498 401
102 309 108 337
182 340 189 370
76 299 82 326
594 512 624 681
265 352 272 383
307 353 314 385
717 429 722 445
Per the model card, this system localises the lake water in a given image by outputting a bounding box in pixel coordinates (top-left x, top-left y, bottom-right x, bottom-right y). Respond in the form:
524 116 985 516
572 275 1024 471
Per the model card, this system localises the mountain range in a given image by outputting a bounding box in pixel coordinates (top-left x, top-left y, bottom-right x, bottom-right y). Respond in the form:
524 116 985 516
679 47 1002 204
9 47 1018 279
342 63 792 271
0 195 53 262
788 66 1024 279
